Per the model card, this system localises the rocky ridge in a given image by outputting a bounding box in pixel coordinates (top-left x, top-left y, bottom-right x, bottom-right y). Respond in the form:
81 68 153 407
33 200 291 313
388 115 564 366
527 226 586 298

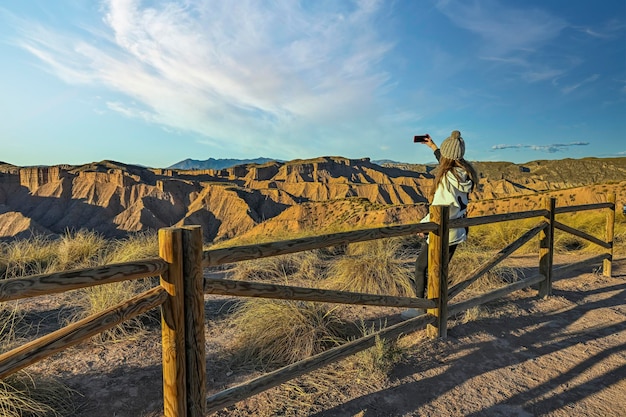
0 156 624 243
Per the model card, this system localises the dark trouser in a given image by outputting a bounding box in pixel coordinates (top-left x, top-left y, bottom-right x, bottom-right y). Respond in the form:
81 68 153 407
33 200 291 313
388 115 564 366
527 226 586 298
413 243 458 298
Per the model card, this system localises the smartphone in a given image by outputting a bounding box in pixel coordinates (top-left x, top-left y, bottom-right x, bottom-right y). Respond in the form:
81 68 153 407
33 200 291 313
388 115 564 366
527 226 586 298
413 134 430 143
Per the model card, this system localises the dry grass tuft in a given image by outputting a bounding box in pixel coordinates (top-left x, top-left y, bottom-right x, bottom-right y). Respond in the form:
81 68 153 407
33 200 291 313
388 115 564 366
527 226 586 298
70 280 156 343
0 235 57 278
226 251 326 284
468 218 538 254
102 231 158 264
461 306 489 324
70 231 159 343
0 303 25 352
351 320 403 380
225 320 403 417
447 242 522 297
0 373 76 417
1 302 75 416
467 210 625 256
323 238 415 296
229 299 345 368
53 229 107 271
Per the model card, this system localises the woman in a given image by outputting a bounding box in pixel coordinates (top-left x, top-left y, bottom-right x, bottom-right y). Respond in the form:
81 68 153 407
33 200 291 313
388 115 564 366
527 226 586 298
402 130 479 319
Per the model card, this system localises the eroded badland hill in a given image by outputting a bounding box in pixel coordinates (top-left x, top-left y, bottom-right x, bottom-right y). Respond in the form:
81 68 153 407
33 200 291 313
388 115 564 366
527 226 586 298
0 156 624 243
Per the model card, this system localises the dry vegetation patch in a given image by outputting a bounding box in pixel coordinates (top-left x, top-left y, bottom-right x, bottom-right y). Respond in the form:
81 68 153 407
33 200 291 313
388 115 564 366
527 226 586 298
0 204 623 416
323 238 416 297
228 299 345 368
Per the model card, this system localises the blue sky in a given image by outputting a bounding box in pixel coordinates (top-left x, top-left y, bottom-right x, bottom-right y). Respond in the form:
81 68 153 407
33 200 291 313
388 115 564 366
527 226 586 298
1 0 624 168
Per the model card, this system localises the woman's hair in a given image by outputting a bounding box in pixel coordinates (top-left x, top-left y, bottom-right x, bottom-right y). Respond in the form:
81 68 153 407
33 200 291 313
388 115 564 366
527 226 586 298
430 157 479 200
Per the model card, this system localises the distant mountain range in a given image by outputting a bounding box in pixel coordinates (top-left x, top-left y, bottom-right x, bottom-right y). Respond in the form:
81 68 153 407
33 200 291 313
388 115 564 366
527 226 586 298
168 157 279 170
168 157 407 170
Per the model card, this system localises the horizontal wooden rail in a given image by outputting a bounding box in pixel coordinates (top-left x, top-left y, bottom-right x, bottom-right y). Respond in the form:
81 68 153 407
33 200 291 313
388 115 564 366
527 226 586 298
554 221 611 249
202 209 552 268
203 222 438 267
0 286 167 379
448 273 545 317
552 254 611 278
554 202 613 214
449 252 612 318
449 221 547 299
0 258 168 303
449 209 548 229
205 313 435 414
204 278 437 309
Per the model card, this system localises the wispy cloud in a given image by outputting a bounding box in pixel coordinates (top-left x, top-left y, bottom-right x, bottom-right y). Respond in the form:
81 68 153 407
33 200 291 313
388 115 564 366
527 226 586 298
492 142 589 153
574 18 626 39
561 74 600 94
437 0 572 86
522 68 566 83
436 0 567 56
9 0 394 157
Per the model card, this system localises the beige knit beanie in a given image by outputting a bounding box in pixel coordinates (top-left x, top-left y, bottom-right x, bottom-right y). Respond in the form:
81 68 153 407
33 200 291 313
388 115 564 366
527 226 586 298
440 130 465 160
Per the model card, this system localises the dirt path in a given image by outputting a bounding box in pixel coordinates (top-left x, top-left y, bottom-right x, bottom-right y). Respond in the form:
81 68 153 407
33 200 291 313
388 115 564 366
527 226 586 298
313 256 626 417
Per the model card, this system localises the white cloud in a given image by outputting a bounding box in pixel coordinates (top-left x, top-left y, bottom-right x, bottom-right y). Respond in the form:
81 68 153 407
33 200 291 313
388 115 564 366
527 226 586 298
521 68 565 83
439 0 571 86
492 142 589 153
435 0 567 56
11 0 395 158
561 74 600 94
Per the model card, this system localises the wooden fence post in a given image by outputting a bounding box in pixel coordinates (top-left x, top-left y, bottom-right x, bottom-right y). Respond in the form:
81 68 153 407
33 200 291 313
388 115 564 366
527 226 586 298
159 228 187 417
181 226 206 417
538 198 556 298
427 205 449 339
604 193 615 277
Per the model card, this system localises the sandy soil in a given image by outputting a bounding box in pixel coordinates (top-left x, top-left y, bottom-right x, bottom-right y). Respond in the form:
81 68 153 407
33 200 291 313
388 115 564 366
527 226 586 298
315 255 626 417
22 254 626 416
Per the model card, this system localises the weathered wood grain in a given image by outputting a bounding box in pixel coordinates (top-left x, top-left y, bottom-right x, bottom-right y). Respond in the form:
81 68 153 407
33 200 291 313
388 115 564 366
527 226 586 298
449 209 549 228
204 278 437 309
448 273 545 317
554 221 611 249
181 226 206 417
159 227 187 417
552 254 610 278
205 313 435 414
0 286 167 379
449 221 547 299
604 193 615 277
202 222 438 267
554 202 613 214
427 205 449 339
0 258 167 303
538 198 556 298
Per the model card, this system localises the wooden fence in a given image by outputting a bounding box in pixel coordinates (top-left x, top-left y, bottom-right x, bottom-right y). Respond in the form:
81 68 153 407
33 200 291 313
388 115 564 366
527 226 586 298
0 194 616 416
